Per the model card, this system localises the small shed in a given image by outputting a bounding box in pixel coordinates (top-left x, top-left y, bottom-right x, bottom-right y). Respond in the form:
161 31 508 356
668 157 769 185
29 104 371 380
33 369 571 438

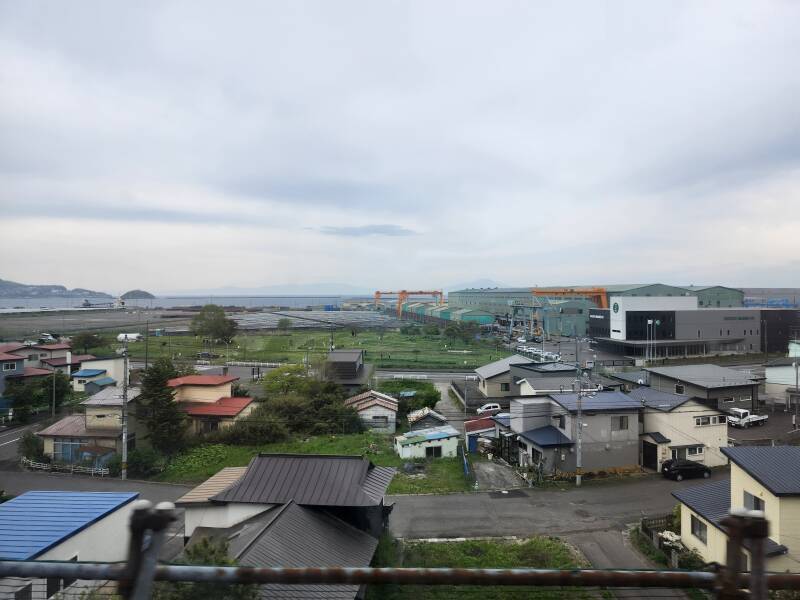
407 407 448 431
464 417 497 452
344 390 399 433
395 425 460 459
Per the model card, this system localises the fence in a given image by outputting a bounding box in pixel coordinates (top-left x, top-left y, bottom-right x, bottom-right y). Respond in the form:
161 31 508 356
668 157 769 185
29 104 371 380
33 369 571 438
19 457 109 477
2 503 800 599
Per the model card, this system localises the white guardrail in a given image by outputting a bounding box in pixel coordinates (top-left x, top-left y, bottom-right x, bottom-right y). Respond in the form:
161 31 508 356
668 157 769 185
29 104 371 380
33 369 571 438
20 457 110 477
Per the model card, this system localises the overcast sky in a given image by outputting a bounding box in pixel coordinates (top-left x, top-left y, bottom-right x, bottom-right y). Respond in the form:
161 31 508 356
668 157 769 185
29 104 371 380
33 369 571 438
1 1 798 294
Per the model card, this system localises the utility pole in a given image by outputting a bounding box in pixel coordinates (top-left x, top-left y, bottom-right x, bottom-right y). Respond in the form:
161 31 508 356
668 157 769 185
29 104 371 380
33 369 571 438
121 339 129 481
574 361 583 487
51 369 57 418
144 320 149 371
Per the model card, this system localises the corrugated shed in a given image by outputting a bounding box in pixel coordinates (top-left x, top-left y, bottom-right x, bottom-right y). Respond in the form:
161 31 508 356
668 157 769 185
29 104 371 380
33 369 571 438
212 455 392 507
396 425 460 446
0 491 138 560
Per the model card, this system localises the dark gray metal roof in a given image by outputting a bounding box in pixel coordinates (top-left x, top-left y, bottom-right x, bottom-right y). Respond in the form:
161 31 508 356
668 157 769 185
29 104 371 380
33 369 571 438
192 502 378 600
518 425 573 447
549 391 642 413
326 350 363 362
722 447 800 496
645 364 758 389
644 432 671 444
212 454 395 507
628 387 691 411
672 479 787 557
516 362 577 374
608 370 649 385
475 355 533 379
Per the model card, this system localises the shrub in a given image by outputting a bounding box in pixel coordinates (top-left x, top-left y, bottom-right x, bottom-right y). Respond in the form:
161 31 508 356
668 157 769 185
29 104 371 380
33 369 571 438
207 410 290 446
678 548 706 570
18 431 47 462
106 448 164 478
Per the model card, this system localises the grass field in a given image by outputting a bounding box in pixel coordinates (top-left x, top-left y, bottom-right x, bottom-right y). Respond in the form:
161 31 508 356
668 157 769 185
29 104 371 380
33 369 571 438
367 537 589 599
157 432 472 495
83 328 510 370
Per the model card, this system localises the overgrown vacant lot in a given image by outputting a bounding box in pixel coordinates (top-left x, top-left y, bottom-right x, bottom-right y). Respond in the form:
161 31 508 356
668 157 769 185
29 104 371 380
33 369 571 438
367 537 590 600
85 328 509 370
157 432 472 495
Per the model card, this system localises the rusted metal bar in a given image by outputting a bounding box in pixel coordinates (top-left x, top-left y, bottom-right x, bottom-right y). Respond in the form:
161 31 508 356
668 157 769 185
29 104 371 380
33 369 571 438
3 561 800 589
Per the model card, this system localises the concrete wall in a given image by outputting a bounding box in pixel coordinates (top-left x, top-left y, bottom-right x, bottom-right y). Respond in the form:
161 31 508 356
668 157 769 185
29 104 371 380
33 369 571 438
573 411 640 471
643 401 729 469
395 435 459 459
357 404 397 433
184 503 271 537
510 398 555 433
174 382 232 402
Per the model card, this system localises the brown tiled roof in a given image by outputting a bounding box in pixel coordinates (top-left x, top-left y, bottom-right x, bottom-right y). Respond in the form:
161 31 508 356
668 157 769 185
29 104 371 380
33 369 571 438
176 466 248 505
181 397 254 417
167 374 238 387
343 390 398 413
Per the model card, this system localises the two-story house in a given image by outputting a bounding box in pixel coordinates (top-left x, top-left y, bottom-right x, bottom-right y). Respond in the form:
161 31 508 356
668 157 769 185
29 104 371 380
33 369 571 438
36 386 142 466
475 355 534 398
629 386 729 470
646 364 760 412
505 391 641 475
166 374 255 434
673 446 800 572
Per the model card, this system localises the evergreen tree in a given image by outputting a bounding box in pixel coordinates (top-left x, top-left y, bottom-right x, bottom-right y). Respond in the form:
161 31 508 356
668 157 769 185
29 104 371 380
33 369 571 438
137 358 187 456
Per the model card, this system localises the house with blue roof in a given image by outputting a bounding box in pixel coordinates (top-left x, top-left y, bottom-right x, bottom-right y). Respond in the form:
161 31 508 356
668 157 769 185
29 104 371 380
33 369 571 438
0 491 138 599
504 392 642 475
394 425 460 459
630 386 729 471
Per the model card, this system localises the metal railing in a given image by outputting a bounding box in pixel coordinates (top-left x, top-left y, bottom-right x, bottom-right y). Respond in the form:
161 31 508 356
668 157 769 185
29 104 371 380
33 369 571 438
1 502 799 599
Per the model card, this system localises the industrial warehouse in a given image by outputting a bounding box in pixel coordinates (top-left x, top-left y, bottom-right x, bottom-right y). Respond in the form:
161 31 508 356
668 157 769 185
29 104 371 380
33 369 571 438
376 284 800 360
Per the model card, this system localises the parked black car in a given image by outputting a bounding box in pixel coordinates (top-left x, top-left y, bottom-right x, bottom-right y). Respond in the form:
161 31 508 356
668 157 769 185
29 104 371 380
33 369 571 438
661 459 711 481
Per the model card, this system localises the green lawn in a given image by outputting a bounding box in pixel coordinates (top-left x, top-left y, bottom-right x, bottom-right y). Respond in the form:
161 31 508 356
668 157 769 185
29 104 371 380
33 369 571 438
83 329 509 370
157 432 472 494
367 537 590 599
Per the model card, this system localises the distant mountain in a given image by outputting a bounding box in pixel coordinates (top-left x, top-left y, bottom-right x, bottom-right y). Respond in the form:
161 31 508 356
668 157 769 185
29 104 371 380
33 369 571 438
0 278 112 298
121 289 156 299
445 278 510 292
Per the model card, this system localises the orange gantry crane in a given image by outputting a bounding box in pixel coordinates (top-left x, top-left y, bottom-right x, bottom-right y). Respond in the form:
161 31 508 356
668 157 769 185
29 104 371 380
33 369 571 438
531 287 609 309
374 290 445 318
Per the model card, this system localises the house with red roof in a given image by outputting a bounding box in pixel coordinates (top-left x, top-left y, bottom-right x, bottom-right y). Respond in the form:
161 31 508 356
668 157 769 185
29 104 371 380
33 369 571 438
167 374 255 434
464 416 497 452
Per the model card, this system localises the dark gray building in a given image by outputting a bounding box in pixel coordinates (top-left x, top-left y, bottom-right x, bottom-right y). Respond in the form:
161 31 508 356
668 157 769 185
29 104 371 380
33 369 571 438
646 364 760 412
324 349 374 392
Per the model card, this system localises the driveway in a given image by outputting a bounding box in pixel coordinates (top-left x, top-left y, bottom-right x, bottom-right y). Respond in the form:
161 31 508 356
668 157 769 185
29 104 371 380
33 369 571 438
434 381 467 434
472 459 523 491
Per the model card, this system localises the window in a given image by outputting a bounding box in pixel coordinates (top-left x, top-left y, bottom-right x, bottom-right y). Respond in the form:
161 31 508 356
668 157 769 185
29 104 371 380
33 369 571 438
78 379 86 384
53 438 90 463
722 397 735 403
425 446 442 458
744 491 765 512
691 514 708 543
200 420 219 433
2 362 17 371
675 384 685 394
687 445 704 456
695 416 711 426
371 415 389 425
500 382 510 392
611 416 629 431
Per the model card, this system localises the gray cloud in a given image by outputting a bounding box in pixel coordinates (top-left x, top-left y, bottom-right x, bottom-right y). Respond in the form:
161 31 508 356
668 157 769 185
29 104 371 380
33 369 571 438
318 224 416 237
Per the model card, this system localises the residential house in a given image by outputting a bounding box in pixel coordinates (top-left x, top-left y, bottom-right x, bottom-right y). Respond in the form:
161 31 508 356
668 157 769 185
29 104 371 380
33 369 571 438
42 353 96 375
78 356 125 384
395 425 460 459
166 374 256 434
673 447 800 572
464 416 496 452
475 355 534 398
324 349 374 392
646 364 760 412
10 342 72 368
629 387 729 470
509 361 580 382
71 368 112 392
0 491 138 599
407 406 448 430
505 392 641 474
37 386 141 465
0 352 25 398
343 390 398 433
176 453 395 538
517 374 623 397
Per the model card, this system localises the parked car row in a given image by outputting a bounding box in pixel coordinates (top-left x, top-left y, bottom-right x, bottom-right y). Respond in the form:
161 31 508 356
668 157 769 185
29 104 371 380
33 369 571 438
515 345 561 362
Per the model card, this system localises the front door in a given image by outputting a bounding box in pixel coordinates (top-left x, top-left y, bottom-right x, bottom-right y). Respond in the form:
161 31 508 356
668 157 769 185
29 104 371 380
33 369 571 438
672 447 687 460
642 441 658 470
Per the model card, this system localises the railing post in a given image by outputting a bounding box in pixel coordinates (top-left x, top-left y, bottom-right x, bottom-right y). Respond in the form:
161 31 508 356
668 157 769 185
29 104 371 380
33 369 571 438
119 500 177 600
718 509 770 600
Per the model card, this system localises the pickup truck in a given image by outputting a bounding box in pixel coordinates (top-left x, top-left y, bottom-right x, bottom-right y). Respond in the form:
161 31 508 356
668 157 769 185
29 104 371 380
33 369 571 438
727 408 768 428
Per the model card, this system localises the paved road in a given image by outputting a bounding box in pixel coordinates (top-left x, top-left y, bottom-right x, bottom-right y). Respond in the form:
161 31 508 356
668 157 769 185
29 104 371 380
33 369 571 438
0 470 191 503
388 470 724 544
0 422 43 466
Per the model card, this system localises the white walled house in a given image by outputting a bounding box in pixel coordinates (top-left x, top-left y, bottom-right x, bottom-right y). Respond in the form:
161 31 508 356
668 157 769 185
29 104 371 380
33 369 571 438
343 390 398 433
394 425 460 459
0 491 138 599
629 387 729 470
